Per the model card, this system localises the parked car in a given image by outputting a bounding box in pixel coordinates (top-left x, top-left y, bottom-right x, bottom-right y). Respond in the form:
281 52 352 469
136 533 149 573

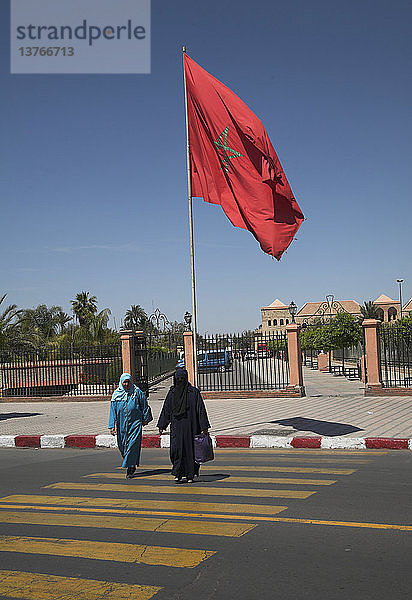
200 350 232 372
257 343 271 358
176 349 232 372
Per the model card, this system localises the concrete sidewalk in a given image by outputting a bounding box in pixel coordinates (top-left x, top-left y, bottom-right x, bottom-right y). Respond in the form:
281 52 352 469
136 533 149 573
0 368 411 439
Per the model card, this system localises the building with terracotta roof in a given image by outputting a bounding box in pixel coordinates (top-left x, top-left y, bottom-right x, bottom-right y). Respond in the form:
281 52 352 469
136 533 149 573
373 294 400 322
257 293 410 332
295 300 361 325
403 299 412 317
259 299 293 334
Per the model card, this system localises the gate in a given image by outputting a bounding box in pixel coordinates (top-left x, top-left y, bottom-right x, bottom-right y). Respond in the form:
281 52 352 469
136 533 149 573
379 323 412 387
196 332 289 392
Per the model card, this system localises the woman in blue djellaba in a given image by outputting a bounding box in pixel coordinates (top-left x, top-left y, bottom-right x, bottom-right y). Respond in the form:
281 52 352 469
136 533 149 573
108 373 152 479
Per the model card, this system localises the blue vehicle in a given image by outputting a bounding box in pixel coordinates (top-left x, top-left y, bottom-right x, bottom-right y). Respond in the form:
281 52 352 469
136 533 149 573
176 349 232 372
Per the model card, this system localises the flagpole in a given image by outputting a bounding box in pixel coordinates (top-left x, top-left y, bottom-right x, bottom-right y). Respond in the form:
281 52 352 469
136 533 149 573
182 45 198 386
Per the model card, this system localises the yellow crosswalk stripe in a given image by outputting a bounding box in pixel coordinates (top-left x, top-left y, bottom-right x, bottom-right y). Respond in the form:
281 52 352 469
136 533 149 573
132 464 356 475
45 482 316 499
0 495 288 516
211 456 369 463
0 503 284 523
0 535 215 568
213 449 385 455
0 570 161 600
84 472 336 486
0 510 255 537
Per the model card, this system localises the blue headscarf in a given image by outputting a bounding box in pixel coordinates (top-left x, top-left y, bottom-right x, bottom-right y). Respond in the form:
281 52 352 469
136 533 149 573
112 373 135 401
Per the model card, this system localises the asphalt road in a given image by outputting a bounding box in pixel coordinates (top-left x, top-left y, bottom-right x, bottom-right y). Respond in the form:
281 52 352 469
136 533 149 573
197 356 289 391
0 448 411 599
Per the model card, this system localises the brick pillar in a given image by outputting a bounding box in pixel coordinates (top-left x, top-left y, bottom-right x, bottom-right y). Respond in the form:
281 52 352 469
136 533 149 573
286 323 305 396
120 330 134 380
318 352 329 372
362 319 382 393
183 331 195 386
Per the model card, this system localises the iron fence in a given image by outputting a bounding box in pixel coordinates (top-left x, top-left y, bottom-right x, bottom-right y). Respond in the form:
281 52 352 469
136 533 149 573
148 349 178 384
379 323 412 387
0 343 122 398
196 332 289 391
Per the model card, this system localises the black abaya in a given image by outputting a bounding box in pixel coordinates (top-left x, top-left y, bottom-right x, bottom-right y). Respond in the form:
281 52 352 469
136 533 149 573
157 384 210 480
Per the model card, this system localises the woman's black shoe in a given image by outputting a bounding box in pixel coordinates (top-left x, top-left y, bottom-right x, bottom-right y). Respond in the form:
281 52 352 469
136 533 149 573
126 467 135 479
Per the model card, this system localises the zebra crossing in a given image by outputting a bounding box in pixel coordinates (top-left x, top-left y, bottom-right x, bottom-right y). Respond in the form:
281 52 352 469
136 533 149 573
0 449 387 599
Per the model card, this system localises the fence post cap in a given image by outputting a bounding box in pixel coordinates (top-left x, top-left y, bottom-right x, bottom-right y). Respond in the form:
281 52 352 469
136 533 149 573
362 319 380 327
285 323 301 332
120 329 134 338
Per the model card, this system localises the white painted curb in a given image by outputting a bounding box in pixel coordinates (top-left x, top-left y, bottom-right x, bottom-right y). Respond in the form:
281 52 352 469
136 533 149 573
160 435 170 448
0 435 16 448
40 435 66 448
321 437 366 450
250 435 293 448
96 434 117 448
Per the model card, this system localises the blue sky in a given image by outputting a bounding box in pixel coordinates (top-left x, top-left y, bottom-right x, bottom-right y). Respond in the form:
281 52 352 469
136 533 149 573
1 0 411 332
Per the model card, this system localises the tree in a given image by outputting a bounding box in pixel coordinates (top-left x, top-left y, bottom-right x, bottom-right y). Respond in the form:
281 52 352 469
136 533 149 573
55 309 72 334
20 304 62 340
71 292 97 327
89 308 112 342
0 293 23 353
360 301 380 320
123 305 148 331
322 313 362 369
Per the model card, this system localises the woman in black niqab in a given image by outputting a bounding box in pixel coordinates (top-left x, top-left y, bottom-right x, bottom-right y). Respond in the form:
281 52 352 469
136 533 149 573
157 367 210 482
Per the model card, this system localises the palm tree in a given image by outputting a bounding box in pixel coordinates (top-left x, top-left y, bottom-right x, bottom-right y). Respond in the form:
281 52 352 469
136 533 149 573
0 293 23 352
89 308 112 341
360 301 380 320
123 305 148 330
55 309 72 334
71 292 98 327
20 304 62 340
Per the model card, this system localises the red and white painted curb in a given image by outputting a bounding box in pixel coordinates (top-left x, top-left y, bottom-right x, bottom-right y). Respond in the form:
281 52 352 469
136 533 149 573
0 434 411 450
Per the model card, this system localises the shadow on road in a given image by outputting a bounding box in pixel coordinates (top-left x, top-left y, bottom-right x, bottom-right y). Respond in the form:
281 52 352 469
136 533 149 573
0 412 42 421
272 416 363 436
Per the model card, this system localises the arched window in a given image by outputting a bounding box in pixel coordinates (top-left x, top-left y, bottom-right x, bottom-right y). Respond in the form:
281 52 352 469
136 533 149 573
274 319 277 325
280 319 284 325
268 320 271 326
376 308 384 321
388 307 397 322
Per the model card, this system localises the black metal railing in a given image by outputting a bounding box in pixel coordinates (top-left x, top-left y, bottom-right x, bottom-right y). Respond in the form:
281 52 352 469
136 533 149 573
0 343 122 398
196 332 289 391
379 323 412 387
148 349 178 383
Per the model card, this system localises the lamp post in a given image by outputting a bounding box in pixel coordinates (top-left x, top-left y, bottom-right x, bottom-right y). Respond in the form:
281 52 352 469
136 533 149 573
184 311 192 331
397 279 404 320
325 294 334 372
288 301 297 324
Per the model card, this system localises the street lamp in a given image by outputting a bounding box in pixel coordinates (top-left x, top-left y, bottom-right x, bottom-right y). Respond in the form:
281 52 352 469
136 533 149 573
288 301 297 324
397 279 404 320
325 294 334 373
184 311 192 331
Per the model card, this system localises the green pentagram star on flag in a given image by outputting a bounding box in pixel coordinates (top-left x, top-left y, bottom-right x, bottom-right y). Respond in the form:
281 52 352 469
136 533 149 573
213 126 244 173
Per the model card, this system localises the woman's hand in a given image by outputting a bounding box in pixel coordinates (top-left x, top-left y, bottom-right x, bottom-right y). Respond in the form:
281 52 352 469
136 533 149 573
109 428 116 436
201 429 209 435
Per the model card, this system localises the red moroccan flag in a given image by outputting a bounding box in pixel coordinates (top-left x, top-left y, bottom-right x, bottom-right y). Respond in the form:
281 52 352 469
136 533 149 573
184 54 304 260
